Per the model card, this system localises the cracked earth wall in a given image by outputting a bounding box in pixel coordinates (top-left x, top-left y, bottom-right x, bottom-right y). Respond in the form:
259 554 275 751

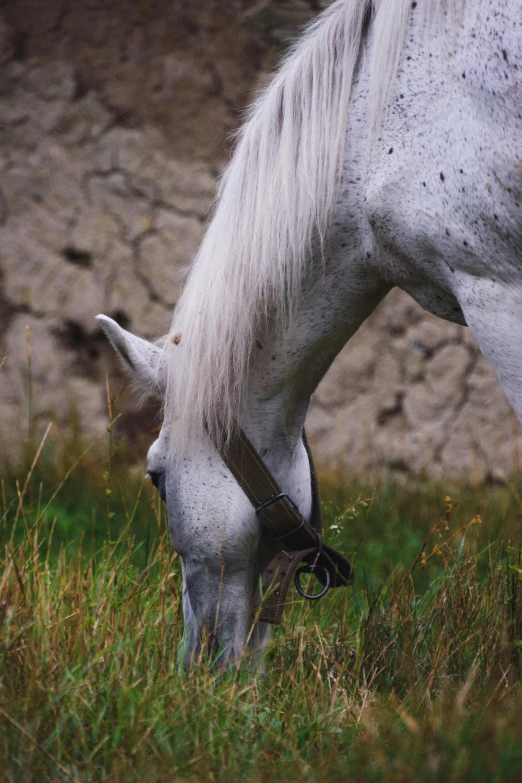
1 0 520 481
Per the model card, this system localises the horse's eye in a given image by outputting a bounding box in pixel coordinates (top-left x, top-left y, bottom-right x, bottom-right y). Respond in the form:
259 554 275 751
147 471 166 502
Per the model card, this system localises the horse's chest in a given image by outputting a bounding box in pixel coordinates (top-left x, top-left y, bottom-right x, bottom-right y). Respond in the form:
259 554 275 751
377 236 467 326
399 278 466 326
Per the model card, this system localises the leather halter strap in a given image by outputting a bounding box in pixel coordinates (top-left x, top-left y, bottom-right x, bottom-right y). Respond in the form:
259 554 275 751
217 429 354 624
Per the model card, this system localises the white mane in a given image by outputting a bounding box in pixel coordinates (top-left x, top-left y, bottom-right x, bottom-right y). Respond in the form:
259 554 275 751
163 0 456 450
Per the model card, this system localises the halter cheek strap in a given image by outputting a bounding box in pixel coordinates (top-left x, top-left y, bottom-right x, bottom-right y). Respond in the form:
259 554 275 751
216 428 354 624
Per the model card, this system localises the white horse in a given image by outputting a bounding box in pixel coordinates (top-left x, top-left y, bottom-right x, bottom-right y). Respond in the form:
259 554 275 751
97 0 522 665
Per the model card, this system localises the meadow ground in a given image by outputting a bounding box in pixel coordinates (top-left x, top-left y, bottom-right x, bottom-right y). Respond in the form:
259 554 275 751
0 423 521 782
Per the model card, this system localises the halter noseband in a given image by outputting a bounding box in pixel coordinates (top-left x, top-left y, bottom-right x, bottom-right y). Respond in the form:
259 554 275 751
216 429 354 624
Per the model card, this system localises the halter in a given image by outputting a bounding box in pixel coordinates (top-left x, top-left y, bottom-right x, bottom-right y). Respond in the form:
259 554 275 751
216 429 354 624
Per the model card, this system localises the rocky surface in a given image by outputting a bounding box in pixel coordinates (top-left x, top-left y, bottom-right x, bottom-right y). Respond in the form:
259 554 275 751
1 1 520 479
307 289 521 482
0 55 214 456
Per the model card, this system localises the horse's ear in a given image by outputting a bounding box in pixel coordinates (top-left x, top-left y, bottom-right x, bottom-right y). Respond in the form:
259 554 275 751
96 315 166 399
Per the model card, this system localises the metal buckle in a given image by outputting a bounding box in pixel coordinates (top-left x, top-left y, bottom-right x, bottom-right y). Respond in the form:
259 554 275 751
255 493 306 541
255 492 296 515
294 564 330 600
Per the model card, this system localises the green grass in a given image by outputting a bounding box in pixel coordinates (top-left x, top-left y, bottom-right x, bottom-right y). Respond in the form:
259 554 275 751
1 434 521 782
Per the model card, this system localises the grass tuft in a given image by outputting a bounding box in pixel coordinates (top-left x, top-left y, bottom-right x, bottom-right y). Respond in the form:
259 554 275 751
0 436 521 781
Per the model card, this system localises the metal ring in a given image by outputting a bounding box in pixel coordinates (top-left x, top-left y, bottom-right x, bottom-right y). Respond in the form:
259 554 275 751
294 564 330 600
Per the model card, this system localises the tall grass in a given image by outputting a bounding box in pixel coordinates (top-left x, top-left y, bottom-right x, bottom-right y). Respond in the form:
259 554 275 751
1 424 521 781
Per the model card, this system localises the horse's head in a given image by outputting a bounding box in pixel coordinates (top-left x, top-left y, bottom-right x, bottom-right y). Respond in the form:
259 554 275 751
96 315 314 668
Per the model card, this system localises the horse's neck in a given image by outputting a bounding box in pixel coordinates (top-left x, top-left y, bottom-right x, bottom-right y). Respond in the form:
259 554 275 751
237 235 388 521
242 236 389 463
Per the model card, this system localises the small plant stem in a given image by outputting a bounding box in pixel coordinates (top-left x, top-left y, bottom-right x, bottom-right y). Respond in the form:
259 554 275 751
1 479 7 538
13 423 52 528
25 325 33 458
105 373 114 537
394 500 455 597
8 547 27 605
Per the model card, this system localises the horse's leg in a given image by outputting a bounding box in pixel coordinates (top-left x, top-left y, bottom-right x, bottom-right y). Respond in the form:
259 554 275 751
457 279 522 423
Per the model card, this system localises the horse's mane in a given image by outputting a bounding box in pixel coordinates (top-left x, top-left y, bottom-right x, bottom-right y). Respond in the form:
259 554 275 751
162 0 455 451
